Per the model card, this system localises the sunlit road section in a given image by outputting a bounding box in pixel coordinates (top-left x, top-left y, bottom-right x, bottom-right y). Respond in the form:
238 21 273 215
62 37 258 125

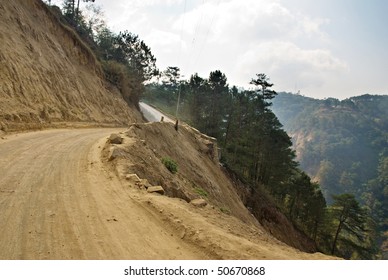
139 102 174 123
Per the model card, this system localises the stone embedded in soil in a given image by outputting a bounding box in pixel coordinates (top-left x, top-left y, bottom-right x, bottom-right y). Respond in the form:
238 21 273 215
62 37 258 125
190 198 207 207
140 179 152 189
147 186 165 195
125 173 141 183
108 146 125 161
109 133 123 144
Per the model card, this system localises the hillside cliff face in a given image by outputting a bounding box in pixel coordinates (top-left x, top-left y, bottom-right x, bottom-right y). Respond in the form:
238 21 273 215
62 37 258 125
0 0 142 131
105 122 318 253
0 0 329 257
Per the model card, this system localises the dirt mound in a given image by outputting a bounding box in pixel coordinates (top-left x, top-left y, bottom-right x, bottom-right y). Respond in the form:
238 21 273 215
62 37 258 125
107 122 258 224
102 122 334 258
0 0 142 131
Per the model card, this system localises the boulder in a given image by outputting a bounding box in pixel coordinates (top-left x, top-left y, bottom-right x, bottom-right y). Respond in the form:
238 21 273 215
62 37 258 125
108 146 125 161
139 179 152 189
147 186 165 195
109 133 123 144
190 198 207 208
125 174 141 184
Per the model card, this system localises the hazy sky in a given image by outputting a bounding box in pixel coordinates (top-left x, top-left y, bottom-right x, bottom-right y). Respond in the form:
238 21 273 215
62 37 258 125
50 0 387 99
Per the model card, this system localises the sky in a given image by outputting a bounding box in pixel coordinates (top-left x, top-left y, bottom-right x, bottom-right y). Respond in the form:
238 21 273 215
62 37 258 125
50 0 388 100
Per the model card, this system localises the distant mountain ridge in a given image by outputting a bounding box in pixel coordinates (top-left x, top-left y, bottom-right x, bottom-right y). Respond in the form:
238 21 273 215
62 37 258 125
272 92 388 257
272 92 387 199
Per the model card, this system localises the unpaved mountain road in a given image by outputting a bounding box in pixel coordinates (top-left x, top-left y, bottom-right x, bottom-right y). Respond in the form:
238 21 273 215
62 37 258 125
139 102 174 123
0 128 206 260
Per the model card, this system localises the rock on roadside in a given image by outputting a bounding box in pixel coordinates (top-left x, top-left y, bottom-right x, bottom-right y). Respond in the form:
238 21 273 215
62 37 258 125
109 133 123 144
190 198 207 208
147 186 165 195
108 146 126 161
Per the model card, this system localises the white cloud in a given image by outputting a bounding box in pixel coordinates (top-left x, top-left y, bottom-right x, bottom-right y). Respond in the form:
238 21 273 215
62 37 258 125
166 0 344 94
238 41 347 72
52 0 363 98
175 0 330 43
144 30 184 67
124 0 182 6
234 41 348 91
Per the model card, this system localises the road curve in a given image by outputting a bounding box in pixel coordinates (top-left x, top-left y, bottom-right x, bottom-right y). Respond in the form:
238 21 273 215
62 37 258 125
0 128 205 259
139 102 174 123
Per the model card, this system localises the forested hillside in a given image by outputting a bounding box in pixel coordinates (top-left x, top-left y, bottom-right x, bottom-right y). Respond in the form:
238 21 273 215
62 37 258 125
143 70 382 259
272 92 388 258
3 0 384 259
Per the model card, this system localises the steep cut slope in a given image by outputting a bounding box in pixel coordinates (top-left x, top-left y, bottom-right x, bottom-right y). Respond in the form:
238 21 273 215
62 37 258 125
0 0 142 132
104 121 320 254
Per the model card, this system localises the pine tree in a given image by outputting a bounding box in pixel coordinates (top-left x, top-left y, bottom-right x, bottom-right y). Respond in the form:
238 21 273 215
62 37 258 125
330 193 369 256
250 73 277 107
205 70 229 139
187 73 208 128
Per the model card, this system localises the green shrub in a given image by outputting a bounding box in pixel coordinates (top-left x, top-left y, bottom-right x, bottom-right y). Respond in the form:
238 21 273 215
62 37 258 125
194 187 208 197
162 157 178 174
220 207 231 215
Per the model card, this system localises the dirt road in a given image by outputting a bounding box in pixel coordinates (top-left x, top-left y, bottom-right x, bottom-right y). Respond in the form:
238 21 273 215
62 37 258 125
0 128 338 260
139 102 174 123
0 128 206 259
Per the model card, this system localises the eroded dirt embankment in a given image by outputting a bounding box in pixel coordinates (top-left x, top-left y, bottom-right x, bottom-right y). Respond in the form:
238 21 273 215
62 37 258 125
0 128 338 259
0 0 142 132
102 122 335 258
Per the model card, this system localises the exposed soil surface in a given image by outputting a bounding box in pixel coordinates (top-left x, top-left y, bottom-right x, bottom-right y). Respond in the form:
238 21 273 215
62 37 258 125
0 0 338 260
0 128 337 259
0 0 142 132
